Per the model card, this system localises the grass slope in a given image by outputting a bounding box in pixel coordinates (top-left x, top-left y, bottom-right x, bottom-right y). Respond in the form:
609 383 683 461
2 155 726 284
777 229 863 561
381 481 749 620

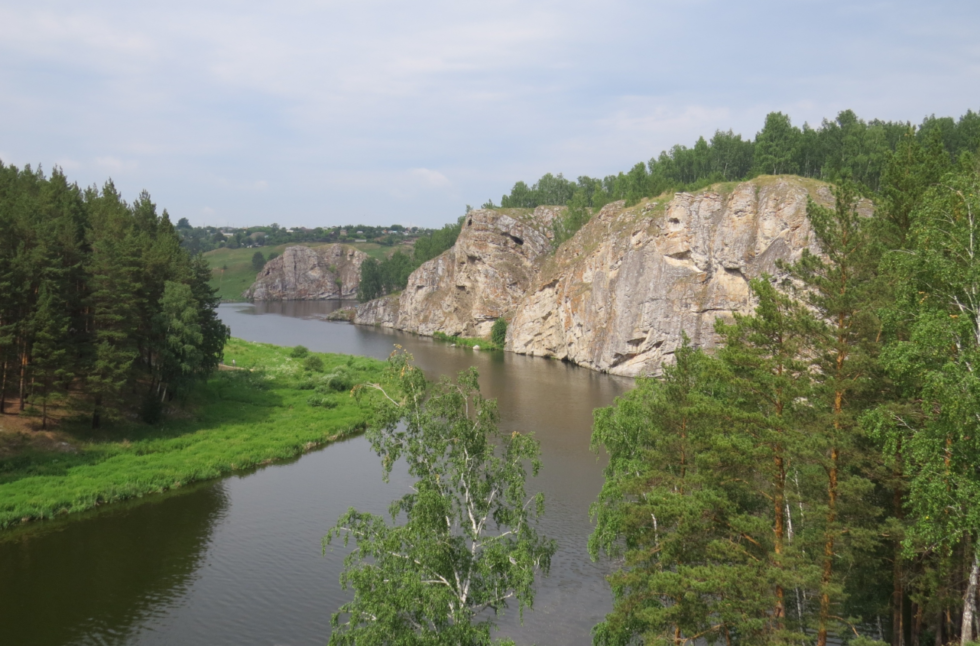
0 339 387 529
205 241 413 302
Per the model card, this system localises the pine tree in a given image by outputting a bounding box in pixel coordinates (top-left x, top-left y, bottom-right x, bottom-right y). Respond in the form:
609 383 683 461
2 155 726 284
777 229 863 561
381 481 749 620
84 181 140 428
590 340 781 646
783 182 883 646
715 278 819 640
30 281 73 429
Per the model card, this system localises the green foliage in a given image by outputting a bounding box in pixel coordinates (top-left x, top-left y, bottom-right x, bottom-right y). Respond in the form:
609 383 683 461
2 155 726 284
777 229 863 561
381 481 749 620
490 318 507 347
303 354 324 372
432 331 500 351
871 156 980 633
290 345 310 358
591 340 800 645
306 393 338 408
753 111 800 176
496 108 979 241
552 191 594 248
325 352 556 645
0 339 385 528
0 163 227 426
357 251 416 302
588 165 980 644
358 220 464 302
251 251 266 271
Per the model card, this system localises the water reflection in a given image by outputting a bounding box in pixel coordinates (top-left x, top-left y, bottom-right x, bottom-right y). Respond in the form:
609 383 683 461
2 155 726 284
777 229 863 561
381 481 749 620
0 302 634 646
220 302 634 644
0 483 228 646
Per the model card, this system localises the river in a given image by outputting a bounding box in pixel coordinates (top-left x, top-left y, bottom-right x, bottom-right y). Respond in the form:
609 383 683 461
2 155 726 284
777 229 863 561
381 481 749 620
0 301 634 646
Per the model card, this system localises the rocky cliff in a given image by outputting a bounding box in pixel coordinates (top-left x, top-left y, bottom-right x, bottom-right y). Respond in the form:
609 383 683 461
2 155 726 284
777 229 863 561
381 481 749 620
353 206 561 336
507 177 855 376
355 177 864 376
244 244 368 301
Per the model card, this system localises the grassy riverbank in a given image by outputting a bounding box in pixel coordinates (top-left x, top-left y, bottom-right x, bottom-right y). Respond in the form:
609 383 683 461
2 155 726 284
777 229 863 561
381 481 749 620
0 339 387 529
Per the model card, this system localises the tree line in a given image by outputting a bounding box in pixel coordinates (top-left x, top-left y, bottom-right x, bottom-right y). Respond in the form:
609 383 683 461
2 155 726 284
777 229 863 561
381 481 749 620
177 219 428 256
589 136 980 645
357 217 464 301
0 162 228 429
493 109 980 248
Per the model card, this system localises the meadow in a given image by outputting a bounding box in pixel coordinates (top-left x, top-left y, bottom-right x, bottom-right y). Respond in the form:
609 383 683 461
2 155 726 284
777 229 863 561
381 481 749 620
0 339 388 529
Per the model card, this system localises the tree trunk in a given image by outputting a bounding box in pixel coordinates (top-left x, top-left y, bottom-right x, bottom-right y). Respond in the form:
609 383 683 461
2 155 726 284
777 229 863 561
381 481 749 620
912 603 921 646
774 451 786 625
92 395 101 430
817 445 840 646
19 344 27 411
962 544 979 646
1 357 7 414
894 445 906 646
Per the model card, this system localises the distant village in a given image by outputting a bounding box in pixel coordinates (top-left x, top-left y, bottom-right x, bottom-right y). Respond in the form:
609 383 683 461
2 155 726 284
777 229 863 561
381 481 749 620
174 217 432 255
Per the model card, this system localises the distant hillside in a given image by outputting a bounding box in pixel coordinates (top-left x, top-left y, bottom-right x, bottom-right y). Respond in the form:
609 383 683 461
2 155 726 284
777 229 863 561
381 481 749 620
205 240 410 302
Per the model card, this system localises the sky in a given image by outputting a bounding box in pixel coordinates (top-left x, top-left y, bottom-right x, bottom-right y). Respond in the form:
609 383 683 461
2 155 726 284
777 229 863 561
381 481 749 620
1 1 978 229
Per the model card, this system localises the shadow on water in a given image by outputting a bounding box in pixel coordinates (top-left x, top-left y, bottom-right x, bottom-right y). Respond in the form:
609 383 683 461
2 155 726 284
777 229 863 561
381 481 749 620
0 481 228 646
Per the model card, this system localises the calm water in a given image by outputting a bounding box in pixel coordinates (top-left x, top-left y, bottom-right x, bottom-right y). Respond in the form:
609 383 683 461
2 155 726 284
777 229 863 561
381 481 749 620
0 301 633 646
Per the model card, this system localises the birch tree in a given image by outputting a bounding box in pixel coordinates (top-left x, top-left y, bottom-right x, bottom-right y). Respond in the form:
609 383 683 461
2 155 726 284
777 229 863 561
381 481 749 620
325 351 556 646
877 157 980 645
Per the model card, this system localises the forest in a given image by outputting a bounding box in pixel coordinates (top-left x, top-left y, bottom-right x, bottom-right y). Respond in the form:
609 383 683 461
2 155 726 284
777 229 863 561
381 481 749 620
492 109 980 247
0 163 228 429
588 135 980 645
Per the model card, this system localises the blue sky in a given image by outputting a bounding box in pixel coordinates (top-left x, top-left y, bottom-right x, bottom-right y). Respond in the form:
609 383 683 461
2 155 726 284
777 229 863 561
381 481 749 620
1 0 978 228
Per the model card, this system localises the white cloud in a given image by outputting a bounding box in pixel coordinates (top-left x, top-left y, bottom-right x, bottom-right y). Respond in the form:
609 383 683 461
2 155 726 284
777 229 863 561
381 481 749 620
0 0 977 228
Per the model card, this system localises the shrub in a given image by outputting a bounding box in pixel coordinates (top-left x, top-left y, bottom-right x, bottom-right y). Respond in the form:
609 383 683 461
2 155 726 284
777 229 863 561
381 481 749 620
491 318 507 347
319 368 354 393
290 345 310 358
303 355 324 372
307 393 338 408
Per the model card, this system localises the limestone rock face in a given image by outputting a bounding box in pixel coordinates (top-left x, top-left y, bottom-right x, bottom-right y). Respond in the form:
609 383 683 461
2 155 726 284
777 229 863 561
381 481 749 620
508 177 837 376
244 245 367 301
354 207 557 336
353 177 861 377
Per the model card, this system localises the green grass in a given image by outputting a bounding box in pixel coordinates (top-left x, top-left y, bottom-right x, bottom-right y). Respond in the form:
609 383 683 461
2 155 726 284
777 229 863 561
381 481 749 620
205 242 412 302
0 339 388 529
432 331 501 352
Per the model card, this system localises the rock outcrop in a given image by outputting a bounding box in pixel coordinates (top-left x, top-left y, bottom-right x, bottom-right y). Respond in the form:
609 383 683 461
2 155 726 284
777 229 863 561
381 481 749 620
354 207 560 336
354 176 867 377
508 177 847 376
244 244 368 301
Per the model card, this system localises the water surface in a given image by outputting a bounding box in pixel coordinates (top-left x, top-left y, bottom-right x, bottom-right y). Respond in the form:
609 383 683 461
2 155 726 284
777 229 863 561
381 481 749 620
0 301 633 645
